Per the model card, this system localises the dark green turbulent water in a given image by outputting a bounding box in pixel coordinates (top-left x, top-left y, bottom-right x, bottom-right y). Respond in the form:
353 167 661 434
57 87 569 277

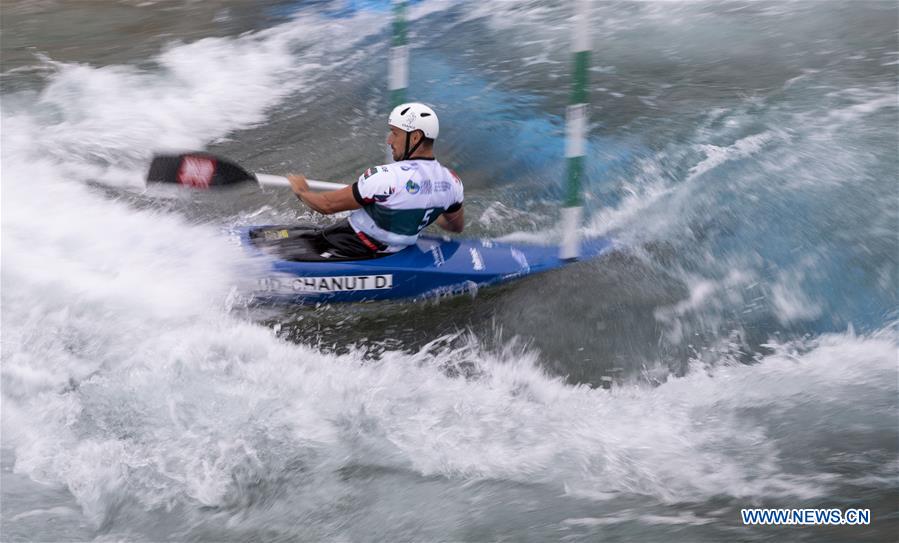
2 1 897 541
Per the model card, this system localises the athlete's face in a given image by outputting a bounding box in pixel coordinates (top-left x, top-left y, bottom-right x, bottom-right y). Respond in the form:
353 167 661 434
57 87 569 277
386 125 421 161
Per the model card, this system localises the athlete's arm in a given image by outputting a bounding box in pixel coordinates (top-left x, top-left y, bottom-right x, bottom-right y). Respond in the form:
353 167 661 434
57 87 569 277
436 206 464 233
288 174 360 214
438 170 465 233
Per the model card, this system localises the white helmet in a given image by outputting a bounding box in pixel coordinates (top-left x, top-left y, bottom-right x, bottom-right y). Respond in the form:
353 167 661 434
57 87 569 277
388 102 439 140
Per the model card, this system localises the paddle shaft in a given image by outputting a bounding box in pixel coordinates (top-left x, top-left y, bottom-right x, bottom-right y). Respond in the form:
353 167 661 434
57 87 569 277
255 173 347 192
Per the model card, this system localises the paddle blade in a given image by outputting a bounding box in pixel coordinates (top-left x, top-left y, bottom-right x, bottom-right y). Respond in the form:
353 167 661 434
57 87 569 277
147 153 256 189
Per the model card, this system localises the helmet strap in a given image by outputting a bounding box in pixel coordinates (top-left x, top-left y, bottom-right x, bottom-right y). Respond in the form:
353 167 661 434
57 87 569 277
402 131 424 161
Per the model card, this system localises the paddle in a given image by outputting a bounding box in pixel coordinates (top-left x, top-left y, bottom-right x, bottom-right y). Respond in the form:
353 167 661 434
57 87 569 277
146 153 346 191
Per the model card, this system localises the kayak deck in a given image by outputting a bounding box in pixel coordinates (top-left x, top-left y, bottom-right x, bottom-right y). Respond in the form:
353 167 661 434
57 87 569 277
241 225 615 303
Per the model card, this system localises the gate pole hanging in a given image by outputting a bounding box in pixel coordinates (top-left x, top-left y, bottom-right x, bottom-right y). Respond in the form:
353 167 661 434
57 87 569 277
559 0 591 261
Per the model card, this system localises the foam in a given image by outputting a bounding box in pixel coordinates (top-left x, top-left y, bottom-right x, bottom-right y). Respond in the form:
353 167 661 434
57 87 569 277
2 2 896 533
2 9 387 180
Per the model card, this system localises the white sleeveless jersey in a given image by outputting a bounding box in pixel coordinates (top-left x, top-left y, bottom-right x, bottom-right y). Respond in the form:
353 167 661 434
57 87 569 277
349 158 464 251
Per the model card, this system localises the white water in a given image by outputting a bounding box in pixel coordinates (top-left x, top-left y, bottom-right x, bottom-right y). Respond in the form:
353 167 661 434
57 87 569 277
3 162 896 528
0 12 385 523
2 2 897 539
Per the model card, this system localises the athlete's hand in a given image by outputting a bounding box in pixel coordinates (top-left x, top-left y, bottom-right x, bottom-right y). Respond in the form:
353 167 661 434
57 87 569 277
288 174 310 196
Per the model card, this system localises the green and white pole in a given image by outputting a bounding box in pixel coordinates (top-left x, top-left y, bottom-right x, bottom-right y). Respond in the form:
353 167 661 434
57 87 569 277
559 0 591 261
387 0 408 161
389 0 408 108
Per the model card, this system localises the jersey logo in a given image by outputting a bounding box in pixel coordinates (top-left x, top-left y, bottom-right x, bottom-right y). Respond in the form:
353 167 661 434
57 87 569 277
405 180 420 194
372 186 395 202
363 168 376 179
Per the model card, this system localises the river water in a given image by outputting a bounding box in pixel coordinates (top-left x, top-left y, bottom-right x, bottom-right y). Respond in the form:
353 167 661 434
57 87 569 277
2 1 897 541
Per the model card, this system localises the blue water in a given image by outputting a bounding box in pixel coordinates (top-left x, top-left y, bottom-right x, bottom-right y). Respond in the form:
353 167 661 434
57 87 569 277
2 1 897 541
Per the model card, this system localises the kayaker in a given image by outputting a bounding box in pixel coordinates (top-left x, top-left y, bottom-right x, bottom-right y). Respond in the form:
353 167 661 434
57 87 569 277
287 102 464 258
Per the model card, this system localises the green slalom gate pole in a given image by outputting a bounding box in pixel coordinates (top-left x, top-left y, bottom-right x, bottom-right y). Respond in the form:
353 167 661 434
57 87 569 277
389 0 408 108
559 0 591 261
387 0 408 161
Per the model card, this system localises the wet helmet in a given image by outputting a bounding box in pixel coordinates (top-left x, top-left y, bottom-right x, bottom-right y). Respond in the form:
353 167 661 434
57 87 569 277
388 102 440 140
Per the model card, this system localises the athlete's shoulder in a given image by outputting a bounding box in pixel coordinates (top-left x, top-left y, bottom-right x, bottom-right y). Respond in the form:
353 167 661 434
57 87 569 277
355 164 399 204
440 163 463 201
447 167 462 184
431 159 461 183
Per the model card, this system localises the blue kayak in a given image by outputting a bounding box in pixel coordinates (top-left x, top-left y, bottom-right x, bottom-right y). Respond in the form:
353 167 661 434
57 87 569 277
240 225 615 304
